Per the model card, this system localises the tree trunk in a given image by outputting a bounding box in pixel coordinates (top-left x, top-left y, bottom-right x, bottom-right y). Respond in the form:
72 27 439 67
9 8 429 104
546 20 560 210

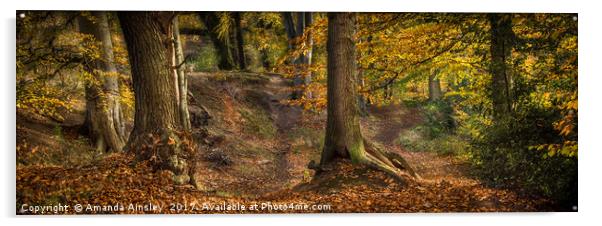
173 17 192 131
199 12 236 70
119 12 195 185
428 69 443 101
320 12 363 164
282 12 297 48
303 12 314 99
357 34 373 116
383 83 394 101
233 12 246 70
284 12 303 99
78 11 126 153
282 12 314 99
318 12 418 182
228 24 240 69
260 48 270 70
489 13 514 120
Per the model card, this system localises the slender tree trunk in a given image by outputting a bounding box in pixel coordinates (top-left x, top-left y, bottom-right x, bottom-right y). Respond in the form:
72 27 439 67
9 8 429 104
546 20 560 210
357 77 368 116
173 17 192 131
317 13 418 182
78 11 126 153
282 12 297 48
428 69 443 101
228 25 240 68
489 13 514 120
303 12 314 99
260 48 270 70
291 12 305 99
199 12 236 70
282 12 314 99
119 11 195 185
233 12 246 70
383 84 394 101
357 34 373 116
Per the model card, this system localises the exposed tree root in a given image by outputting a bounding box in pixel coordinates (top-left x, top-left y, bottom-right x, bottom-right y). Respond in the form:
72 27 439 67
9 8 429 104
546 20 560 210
361 139 421 183
309 139 421 184
126 129 200 186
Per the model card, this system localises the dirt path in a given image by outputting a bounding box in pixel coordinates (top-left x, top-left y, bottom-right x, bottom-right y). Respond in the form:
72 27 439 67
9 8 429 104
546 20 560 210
364 104 478 183
188 72 305 196
264 75 302 133
355 104 553 211
365 104 423 145
362 104 470 182
263 74 302 183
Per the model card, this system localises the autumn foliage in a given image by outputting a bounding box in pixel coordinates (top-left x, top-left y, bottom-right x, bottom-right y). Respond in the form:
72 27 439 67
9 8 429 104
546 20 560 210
16 11 577 213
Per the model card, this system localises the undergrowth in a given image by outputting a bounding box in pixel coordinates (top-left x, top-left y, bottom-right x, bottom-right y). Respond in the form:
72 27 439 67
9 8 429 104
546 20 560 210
397 99 577 210
396 100 470 157
239 108 276 139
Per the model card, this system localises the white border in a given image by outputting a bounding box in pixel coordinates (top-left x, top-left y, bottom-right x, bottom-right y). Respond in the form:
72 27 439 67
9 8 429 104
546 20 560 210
10 0 581 12
3 1 600 226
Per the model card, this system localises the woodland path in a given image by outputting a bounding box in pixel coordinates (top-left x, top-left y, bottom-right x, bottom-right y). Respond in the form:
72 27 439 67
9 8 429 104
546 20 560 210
263 74 303 184
255 74 552 212
16 72 553 213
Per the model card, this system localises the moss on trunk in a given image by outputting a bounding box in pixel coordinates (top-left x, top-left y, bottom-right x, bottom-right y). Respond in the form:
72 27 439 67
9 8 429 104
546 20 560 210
318 12 419 183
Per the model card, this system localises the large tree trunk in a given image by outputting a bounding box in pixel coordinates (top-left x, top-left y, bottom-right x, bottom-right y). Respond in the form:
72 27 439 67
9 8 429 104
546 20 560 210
79 11 126 153
199 12 236 70
233 12 246 70
119 12 195 185
489 13 514 120
317 12 418 182
428 69 443 101
320 12 363 164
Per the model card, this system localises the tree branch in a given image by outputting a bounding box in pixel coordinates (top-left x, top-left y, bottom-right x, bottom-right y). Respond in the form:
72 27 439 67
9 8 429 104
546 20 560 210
360 34 464 93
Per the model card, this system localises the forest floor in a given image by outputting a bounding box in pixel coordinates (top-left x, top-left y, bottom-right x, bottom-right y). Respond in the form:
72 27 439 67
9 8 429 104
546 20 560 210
16 71 555 214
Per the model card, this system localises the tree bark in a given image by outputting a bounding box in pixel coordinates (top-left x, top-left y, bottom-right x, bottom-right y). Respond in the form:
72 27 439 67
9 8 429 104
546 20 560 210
173 17 192 131
282 12 303 99
318 13 418 182
119 11 195 185
303 12 314 99
320 12 363 164
233 12 246 70
260 48 270 70
282 12 297 48
357 34 373 116
428 69 443 101
199 12 236 70
383 84 393 101
78 11 126 153
489 13 514 120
